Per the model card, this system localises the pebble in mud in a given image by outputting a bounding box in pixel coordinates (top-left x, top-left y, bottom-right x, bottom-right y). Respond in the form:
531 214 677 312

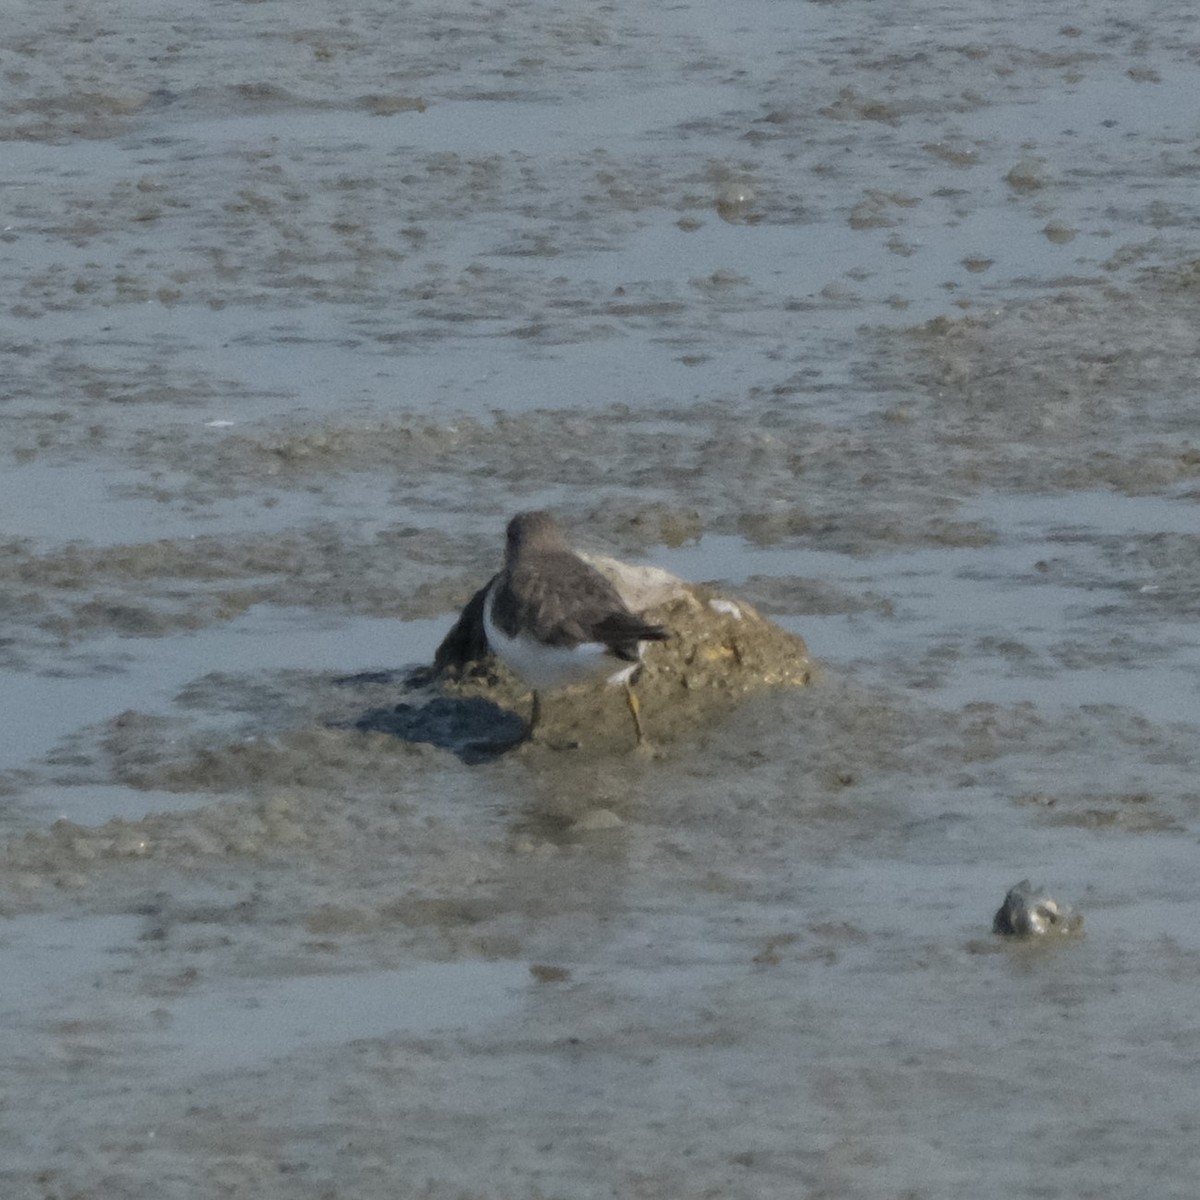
715 181 755 223
993 880 1082 938
571 808 624 831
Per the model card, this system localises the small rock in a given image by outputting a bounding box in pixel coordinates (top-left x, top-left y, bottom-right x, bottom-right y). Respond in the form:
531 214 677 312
1042 221 1076 244
112 829 150 857
1005 159 1049 191
708 598 743 620
530 964 571 983
993 880 1082 937
572 808 624 831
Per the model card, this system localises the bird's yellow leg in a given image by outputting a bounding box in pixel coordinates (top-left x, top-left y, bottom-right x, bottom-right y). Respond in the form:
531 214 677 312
624 678 646 745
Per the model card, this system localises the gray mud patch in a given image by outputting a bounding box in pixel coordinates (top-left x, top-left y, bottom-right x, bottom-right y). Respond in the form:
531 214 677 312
3 1 1200 1197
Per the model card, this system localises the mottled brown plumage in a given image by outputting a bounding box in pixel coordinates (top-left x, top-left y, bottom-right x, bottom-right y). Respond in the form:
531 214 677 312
488 511 668 657
482 511 669 743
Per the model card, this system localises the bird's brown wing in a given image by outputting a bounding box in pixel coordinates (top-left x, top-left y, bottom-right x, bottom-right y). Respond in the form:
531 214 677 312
508 552 666 654
591 611 669 660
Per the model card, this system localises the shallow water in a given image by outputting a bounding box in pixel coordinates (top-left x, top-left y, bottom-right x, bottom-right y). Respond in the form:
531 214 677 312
3 0 1200 1196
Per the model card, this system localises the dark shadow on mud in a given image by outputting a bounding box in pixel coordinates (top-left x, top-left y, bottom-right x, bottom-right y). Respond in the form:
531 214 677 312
334 669 526 765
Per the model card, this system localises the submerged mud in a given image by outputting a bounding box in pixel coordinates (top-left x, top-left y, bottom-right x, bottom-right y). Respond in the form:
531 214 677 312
3 1 1200 1197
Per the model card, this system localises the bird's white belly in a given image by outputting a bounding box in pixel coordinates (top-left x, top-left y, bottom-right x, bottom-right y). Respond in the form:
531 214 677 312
483 590 637 690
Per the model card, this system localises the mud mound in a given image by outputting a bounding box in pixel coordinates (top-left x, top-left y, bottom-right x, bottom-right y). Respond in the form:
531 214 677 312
430 556 813 753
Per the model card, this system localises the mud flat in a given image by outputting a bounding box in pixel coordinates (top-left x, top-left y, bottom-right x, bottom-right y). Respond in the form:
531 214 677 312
3 1 1200 1197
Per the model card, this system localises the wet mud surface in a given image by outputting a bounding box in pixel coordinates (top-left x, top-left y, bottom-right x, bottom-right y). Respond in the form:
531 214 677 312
4 1 1200 1196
